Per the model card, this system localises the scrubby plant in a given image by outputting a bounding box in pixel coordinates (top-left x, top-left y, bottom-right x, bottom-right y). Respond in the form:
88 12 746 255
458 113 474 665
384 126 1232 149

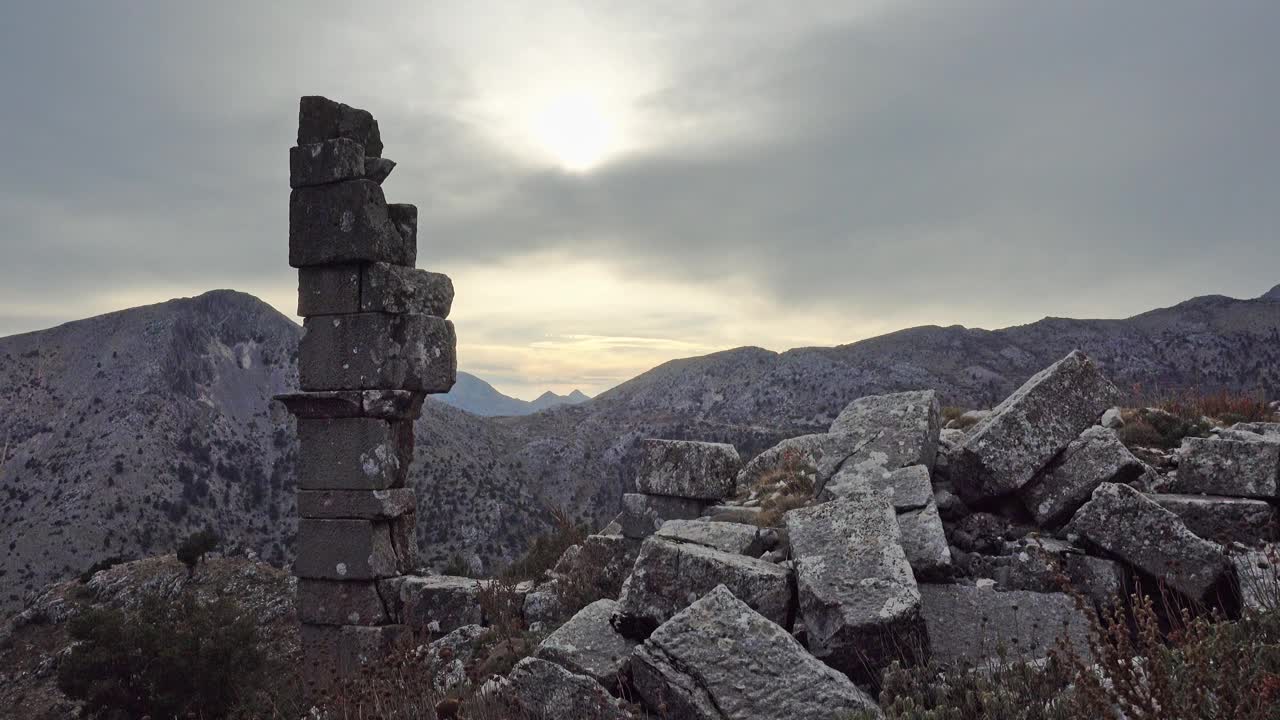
740 447 818 527
501 505 586 583
176 527 219 575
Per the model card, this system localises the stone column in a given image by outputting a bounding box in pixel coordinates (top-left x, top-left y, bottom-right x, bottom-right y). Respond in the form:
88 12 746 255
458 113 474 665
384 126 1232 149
276 96 457 706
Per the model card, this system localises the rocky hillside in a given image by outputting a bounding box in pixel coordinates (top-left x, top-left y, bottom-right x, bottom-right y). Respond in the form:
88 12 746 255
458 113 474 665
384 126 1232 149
2 286 1278 615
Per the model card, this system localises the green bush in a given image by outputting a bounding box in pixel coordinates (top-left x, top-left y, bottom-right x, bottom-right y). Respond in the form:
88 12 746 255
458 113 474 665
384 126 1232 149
57 590 264 719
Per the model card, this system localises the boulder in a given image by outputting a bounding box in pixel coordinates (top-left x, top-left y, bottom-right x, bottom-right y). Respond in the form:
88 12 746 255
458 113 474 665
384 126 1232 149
295 518 408 580
635 439 742 500
1067 483 1229 600
1019 426 1147 527
1101 407 1125 429
298 313 456 392
289 180 413 267
277 390 426 420
360 263 454 317
491 657 630 720
630 586 881 720
619 492 706 539
536 599 638 692
785 492 925 675
613 536 791 637
379 575 483 634
296 488 417 520
1149 494 1277 546
655 519 764 556
297 579 388 625
289 138 365 188
296 417 413 490
297 95 383 156
918 584 1091 665
953 350 1122 503
897 500 953 579
1172 437 1280 499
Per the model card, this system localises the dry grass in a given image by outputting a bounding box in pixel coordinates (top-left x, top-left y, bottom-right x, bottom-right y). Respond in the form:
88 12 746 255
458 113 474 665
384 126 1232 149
737 448 818 528
501 505 587 583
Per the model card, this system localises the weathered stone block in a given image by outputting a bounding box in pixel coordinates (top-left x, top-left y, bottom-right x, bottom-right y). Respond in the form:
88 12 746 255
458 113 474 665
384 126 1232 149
297 417 413 490
536 599 638 692
619 492 706 539
297 579 389 625
298 313 456 392
1173 437 1280 499
897 500 953 579
388 203 416 244
295 519 406 580
361 263 454 317
655 519 764 556
635 439 742 500
277 390 426 420
613 536 791 637
1067 483 1229 599
297 265 360 316
831 463 935 510
380 575 483 634
1019 426 1146 527
298 95 383 157
297 488 417 520
918 584 1091 666
630 586 880 719
1149 493 1277 546
957 539 1127 608
299 624 409 703
364 156 396 184
290 138 365 188
289 180 413 267
953 350 1121 503
1233 544 1280 614
489 657 631 720
825 389 942 487
786 493 925 676
548 534 640 601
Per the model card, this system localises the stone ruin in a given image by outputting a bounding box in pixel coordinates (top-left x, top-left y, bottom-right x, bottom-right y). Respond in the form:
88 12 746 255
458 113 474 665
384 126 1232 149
274 96 1280 716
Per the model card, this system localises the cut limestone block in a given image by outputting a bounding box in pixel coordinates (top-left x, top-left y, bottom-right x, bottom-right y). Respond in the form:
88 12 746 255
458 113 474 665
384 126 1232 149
296 417 413 491
1067 483 1229 600
277 390 426 421
297 579 389 625
1172 437 1280 499
821 390 942 499
630 586 880 720
1149 494 1277 546
535 599 638 692
953 350 1122 504
1019 426 1146 527
380 575 483 634
619 493 706 539
298 95 383 157
785 492 925 676
958 540 1128 609
830 463 934 510
897 500 953 579
297 489 417 520
489 657 631 720
295 519 409 580
635 439 742 500
1232 544 1280 614
918 584 1091 666
300 624 409 703
289 180 413 267
298 313 456 392
655 519 764 556
360 263 454 317
289 138 364 188
364 156 395 184
612 536 791 637
298 265 361 316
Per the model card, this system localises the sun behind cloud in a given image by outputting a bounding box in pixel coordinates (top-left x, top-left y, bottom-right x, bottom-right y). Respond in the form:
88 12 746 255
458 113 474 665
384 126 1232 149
530 92 617 172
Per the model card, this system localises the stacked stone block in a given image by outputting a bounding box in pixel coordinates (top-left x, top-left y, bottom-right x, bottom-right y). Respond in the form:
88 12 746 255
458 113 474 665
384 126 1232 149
618 439 743 539
277 96 457 704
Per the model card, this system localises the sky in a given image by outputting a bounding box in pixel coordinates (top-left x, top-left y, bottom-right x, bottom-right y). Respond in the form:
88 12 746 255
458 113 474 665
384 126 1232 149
1 1 1278 400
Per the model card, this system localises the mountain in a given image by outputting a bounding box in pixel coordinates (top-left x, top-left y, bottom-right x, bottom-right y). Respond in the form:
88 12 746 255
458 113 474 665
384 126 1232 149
2 286 1279 616
435 373 591 416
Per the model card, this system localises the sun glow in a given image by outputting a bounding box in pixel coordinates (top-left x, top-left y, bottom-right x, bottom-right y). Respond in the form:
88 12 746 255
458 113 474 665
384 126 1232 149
531 92 617 172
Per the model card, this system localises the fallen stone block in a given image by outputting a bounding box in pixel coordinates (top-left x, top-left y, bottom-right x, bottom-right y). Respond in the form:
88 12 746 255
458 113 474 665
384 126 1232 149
1019 426 1146 527
630 586 881 719
613 536 791 637
298 95 383 156
1232 544 1280 614
298 313 456 392
380 575 483 634
1173 437 1280 499
635 439 742 500
898 500 953 579
655 519 764 556
918 584 1091 666
297 488 417 520
300 624 410 702
953 350 1122 503
826 388 941 469
277 390 426 420
297 579 389 625
523 581 565 627
619 492 706 539
296 417 413 491
829 463 934 509
1149 494 1277 546
360 263 454 317
424 624 486 695
1067 483 1229 600
536 599 638 692
289 137 365 188
957 539 1127 608
289 180 413 267
297 265 361 316
490 657 631 720
295 519 408 580
785 492 925 676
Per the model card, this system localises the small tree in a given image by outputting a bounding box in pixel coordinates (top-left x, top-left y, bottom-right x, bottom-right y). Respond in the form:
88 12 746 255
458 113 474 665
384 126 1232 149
176 528 219 575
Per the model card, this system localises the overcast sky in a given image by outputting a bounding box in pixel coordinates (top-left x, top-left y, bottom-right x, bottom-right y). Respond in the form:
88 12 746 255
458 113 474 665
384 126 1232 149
1 1 1277 399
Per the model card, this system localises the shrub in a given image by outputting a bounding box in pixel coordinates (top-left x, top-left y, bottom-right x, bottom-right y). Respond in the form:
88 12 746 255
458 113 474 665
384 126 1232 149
57 590 264 719
77 555 132 584
176 528 219 575
501 506 586 583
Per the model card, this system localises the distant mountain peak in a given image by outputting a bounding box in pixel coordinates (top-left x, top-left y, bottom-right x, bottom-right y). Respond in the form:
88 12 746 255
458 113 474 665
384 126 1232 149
1262 284 1280 301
